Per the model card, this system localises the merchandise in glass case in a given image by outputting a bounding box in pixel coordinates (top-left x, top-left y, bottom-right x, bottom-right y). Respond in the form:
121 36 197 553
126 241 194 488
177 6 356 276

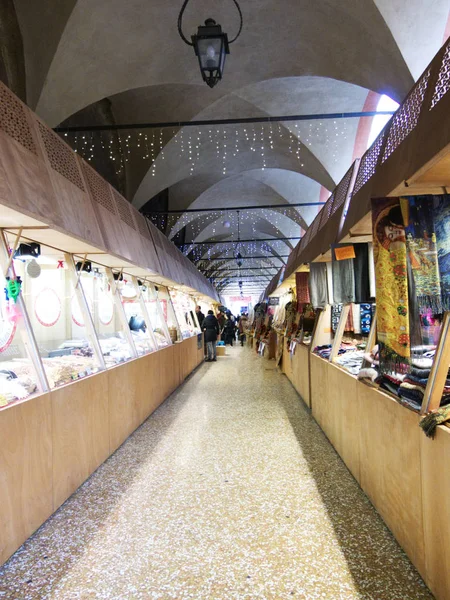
169 289 201 339
156 285 182 343
0 265 43 408
77 264 136 366
140 283 171 348
10 242 103 389
117 277 156 356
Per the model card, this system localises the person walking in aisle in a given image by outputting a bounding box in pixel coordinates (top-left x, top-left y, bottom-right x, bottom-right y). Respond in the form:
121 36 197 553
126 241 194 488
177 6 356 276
203 310 220 362
224 315 236 346
239 313 248 346
195 305 205 328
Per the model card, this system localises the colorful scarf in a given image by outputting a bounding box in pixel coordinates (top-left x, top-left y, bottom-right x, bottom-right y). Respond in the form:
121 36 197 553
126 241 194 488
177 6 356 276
372 197 410 373
296 272 310 306
309 263 328 309
420 405 450 438
402 196 442 314
434 194 450 309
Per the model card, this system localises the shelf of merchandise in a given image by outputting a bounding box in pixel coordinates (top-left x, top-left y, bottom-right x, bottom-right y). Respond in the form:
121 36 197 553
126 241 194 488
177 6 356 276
270 38 450 600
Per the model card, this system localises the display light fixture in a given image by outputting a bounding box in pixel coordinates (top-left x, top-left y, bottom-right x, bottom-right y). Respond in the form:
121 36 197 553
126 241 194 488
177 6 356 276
14 242 40 261
178 0 243 88
75 260 92 273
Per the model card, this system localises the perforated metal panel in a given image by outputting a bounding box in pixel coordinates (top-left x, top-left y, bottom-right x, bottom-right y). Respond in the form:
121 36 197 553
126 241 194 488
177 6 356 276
332 163 354 215
38 123 85 190
430 44 450 110
319 193 335 229
382 69 431 162
352 130 386 196
81 161 116 214
111 188 136 230
133 211 151 239
310 213 321 240
0 86 37 154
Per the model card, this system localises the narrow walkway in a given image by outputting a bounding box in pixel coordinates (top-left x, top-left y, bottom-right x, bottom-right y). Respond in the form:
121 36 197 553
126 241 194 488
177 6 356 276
1 346 432 600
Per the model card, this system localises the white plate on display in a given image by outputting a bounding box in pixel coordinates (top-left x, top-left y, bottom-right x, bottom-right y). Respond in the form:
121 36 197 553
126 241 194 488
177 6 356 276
35 288 61 327
98 292 114 326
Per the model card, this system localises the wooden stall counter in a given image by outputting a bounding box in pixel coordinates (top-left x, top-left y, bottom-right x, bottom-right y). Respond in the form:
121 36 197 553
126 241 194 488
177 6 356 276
281 337 311 408
0 335 204 567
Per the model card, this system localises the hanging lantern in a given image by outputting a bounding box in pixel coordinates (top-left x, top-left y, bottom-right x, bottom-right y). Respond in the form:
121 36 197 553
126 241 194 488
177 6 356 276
178 0 242 88
223 220 231 228
191 19 230 88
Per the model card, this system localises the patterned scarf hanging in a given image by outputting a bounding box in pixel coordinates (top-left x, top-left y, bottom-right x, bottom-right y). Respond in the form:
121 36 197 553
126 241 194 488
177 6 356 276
372 197 410 373
296 272 310 308
402 196 442 314
434 194 450 310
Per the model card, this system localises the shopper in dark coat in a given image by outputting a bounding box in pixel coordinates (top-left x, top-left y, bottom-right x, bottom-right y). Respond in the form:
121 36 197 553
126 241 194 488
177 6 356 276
224 315 236 346
195 305 205 327
203 310 220 361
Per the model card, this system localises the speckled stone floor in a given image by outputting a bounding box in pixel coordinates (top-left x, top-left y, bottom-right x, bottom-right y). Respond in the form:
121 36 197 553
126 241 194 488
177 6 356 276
0 346 433 600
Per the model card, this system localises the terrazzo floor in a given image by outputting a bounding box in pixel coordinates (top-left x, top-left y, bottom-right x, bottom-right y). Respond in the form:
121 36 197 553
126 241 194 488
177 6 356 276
0 345 433 600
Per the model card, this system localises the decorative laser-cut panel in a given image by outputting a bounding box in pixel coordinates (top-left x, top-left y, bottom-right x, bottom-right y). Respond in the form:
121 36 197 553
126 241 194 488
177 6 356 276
319 193 335 230
81 162 116 214
37 123 85 190
111 188 136 230
133 211 151 239
353 130 386 196
310 214 321 240
332 163 355 215
0 86 37 154
430 44 450 110
382 68 431 162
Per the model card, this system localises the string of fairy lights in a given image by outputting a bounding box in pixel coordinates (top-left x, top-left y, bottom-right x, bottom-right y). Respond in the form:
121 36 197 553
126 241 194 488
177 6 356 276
63 118 351 180
59 117 357 295
148 206 305 241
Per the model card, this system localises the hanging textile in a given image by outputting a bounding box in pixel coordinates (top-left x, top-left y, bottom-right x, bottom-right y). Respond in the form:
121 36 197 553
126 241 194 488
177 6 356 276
332 247 355 304
309 263 328 309
372 197 410 372
331 304 342 332
352 303 361 334
326 262 334 305
353 243 371 303
434 194 450 310
402 196 442 314
296 272 310 306
368 242 376 298
360 304 372 334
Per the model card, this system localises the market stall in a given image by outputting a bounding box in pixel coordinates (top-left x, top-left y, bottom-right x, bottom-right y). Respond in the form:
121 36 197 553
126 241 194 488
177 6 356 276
269 39 450 600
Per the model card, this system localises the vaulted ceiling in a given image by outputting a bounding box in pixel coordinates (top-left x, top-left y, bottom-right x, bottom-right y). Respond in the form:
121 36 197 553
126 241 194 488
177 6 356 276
5 0 450 295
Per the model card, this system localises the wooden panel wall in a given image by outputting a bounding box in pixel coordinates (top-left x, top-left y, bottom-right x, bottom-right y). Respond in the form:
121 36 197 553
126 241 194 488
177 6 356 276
358 384 425 577
51 372 110 509
0 394 53 565
0 337 203 567
421 425 450 600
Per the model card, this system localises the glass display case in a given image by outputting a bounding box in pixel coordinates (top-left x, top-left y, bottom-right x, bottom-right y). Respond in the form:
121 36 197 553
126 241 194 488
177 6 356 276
116 277 156 356
10 242 103 389
156 285 182 343
0 262 44 408
77 263 137 366
140 283 171 348
168 289 201 339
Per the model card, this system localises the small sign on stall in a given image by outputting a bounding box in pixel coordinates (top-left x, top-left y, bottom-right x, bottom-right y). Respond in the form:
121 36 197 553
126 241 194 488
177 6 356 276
334 245 356 261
